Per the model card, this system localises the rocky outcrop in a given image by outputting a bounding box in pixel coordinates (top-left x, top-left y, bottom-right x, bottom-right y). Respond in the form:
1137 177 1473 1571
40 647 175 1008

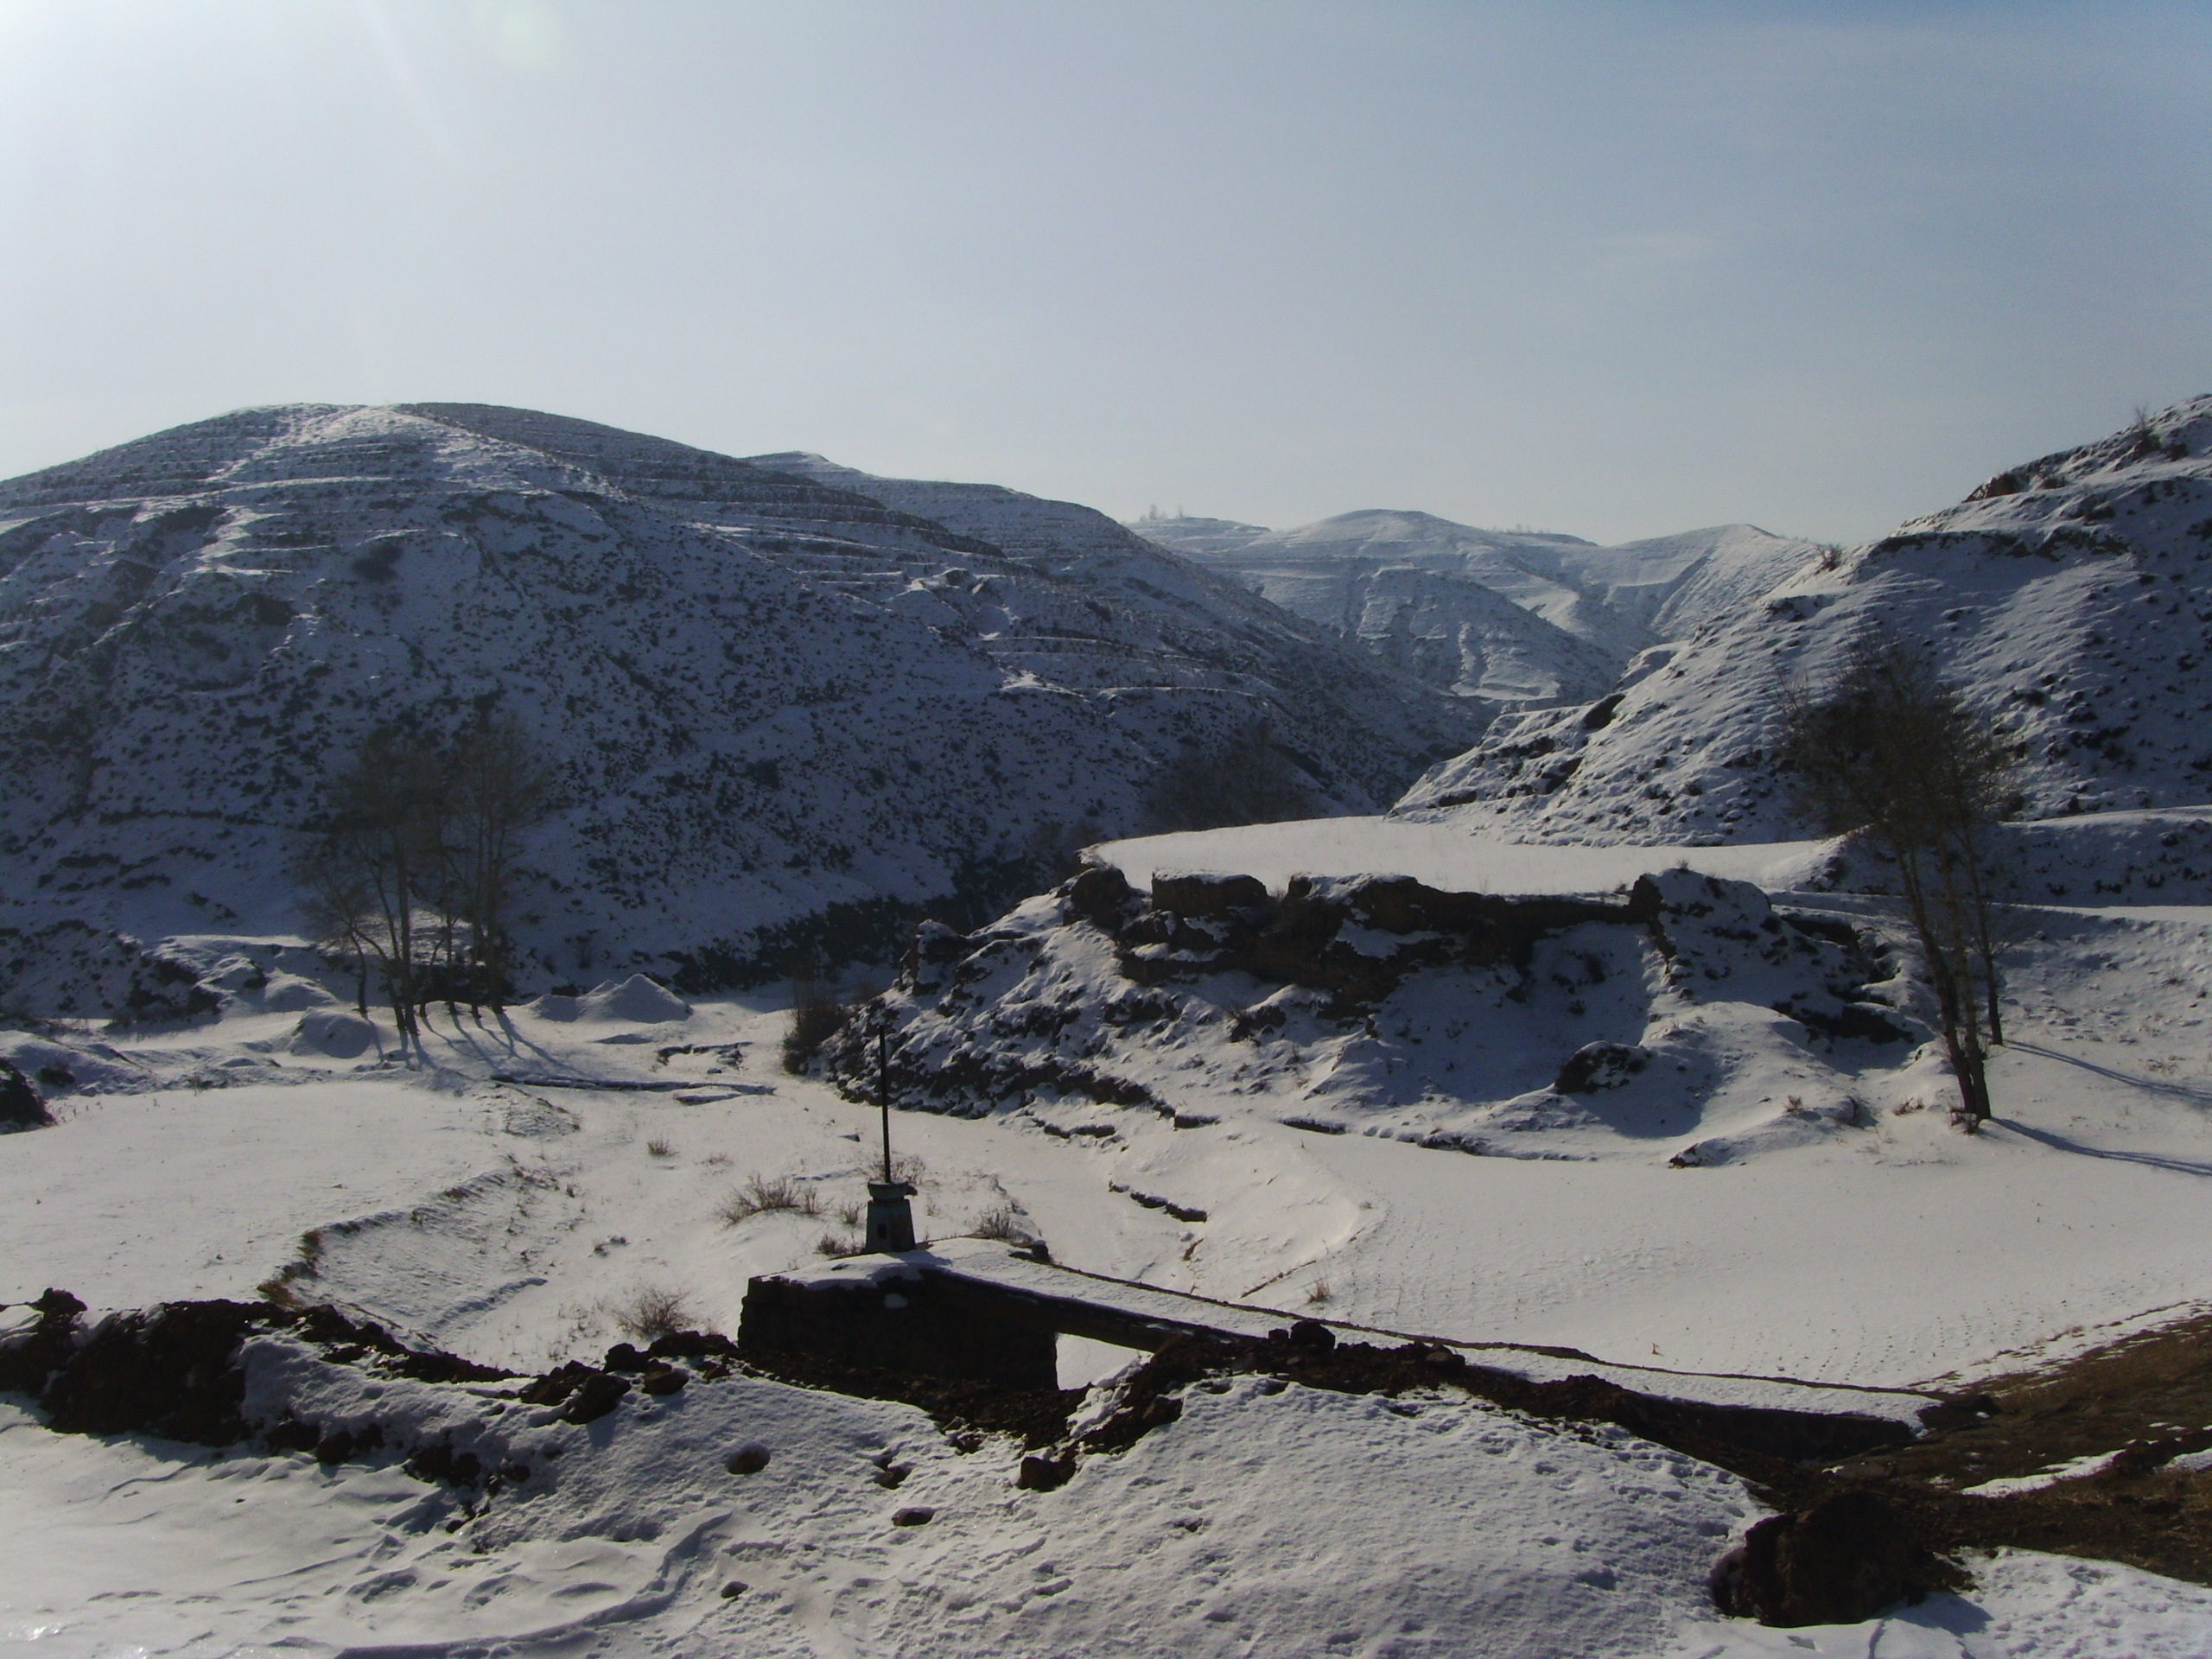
1709 1491 1964 1626
822 861 1903 1129
0 1058 51 1130
0 1293 509 1446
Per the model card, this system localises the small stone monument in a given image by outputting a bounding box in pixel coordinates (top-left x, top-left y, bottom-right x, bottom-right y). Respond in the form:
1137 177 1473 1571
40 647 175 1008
866 1178 918 1253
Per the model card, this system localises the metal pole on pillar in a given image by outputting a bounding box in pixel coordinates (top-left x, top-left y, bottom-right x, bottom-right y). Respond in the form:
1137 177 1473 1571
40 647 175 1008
878 1021 892 1184
863 1012 916 1253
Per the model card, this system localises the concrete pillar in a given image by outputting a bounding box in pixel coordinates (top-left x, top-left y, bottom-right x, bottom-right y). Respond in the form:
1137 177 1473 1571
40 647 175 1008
865 1180 917 1252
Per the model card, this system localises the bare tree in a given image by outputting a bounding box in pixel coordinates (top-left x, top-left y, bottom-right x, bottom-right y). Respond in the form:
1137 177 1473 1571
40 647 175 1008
294 719 550 1058
438 716 553 1013
291 846 379 1020
320 728 442 1054
1777 635 2015 1128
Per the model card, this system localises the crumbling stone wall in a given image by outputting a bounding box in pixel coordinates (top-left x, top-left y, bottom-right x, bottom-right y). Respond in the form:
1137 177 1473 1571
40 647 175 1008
737 1272 1058 1391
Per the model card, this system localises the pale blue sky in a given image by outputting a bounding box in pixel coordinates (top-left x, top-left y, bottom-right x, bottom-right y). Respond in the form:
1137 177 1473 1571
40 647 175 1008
2 1 2206 542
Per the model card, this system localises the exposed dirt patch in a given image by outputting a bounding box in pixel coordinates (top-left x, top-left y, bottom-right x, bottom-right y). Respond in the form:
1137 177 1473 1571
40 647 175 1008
1805 1309 2212 1587
1711 1491 1967 1625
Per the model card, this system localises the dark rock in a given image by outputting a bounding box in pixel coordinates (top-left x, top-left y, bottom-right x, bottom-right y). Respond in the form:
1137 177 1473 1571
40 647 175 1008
721 1580 750 1598
1289 1320 1336 1354
561 1370 632 1424
1016 1452 1076 1491
518 1360 594 1407
0 1288 84 1395
728 1442 772 1475
1554 1041 1649 1094
390 1346 511 1385
639 1363 688 1395
405 1440 486 1488
891 1505 935 1526
739 1269 1059 1392
602 1342 650 1372
908 919 975 992
1066 864 1140 931
1710 1491 1958 1626
645 1328 739 1362
263 1417 321 1454
41 1300 269 1441
0 1059 52 1131
1226 1002 1287 1042
315 1424 385 1464
1150 872 1268 918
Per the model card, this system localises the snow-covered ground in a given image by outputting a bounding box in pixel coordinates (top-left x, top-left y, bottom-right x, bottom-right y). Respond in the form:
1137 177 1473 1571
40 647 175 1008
8 391 2212 1659
1097 816 1840 896
15 1347 2204 1659
10 808 2212 1655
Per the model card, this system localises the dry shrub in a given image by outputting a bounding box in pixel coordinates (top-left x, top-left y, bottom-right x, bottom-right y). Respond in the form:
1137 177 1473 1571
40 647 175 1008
611 1284 696 1342
1306 1279 1332 1306
972 1204 1030 1243
781 979 848 1073
645 1137 674 1158
815 1230 862 1258
717 1173 822 1227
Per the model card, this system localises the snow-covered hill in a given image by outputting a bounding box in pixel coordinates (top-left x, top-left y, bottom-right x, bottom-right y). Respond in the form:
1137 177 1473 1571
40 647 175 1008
0 406 1479 1014
1401 397 2212 841
1136 508 1817 711
741 452 1483 766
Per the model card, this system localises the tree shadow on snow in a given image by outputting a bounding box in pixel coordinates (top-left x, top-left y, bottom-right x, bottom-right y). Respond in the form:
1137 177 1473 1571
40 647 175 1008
416 1007 565 1073
2008 1040 2212 1109
1995 1118 2212 1179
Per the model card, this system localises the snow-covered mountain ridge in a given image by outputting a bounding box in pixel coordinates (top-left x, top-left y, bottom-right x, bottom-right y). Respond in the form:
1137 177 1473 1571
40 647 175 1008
1135 508 1821 713
1400 397 2212 840
0 404 1478 1015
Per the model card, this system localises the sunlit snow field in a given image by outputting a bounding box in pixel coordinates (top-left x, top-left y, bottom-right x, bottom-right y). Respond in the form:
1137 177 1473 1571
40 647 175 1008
7 828 2212 1656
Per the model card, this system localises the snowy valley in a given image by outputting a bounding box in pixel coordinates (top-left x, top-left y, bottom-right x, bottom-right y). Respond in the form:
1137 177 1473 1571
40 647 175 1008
7 399 2212 1656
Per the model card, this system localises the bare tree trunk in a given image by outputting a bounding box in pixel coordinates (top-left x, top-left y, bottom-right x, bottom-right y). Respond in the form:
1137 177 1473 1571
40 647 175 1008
1889 838 1991 1128
1955 822 2009 1046
449 717 550 1014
